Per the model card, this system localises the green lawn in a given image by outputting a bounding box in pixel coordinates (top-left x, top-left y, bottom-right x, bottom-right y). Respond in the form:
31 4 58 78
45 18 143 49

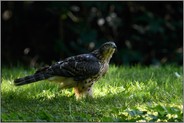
1 65 183 122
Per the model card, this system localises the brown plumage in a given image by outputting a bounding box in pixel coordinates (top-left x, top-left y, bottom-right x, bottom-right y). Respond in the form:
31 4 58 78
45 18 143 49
14 42 117 99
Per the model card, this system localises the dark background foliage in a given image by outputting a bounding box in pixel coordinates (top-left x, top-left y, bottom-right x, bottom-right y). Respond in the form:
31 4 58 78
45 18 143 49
2 1 183 67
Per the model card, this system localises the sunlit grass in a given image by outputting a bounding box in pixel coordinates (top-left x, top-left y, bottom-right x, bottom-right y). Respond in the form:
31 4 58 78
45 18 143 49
1 65 183 122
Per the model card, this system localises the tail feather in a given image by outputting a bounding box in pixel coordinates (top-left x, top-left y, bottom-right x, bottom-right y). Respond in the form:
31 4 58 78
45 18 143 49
14 73 51 86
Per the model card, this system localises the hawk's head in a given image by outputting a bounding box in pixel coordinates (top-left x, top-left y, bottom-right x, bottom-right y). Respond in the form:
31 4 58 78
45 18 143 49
93 41 117 63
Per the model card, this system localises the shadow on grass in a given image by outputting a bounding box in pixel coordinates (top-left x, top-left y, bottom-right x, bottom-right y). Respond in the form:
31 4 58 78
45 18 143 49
2 86 129 122
2 88 182 122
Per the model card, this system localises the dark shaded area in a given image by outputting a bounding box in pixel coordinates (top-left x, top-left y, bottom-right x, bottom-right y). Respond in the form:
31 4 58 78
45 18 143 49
2 1 183 67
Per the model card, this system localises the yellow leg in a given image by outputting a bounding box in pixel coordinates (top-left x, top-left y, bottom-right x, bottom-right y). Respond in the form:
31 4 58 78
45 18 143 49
74 86 93 100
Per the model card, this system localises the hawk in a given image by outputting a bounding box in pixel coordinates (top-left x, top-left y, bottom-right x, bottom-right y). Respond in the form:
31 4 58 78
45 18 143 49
14 42 117 99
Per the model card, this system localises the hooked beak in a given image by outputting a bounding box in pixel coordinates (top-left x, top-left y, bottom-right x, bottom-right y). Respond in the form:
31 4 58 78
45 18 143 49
112 43 117 52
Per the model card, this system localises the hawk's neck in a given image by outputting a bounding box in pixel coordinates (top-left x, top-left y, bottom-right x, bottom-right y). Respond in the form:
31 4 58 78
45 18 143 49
92 50 112 64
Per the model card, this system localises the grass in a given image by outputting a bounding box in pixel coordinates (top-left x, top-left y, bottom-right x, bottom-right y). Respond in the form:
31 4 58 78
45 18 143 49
1 65 183 122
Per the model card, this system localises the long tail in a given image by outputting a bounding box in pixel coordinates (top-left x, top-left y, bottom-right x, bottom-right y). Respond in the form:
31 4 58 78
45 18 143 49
14 73 51 86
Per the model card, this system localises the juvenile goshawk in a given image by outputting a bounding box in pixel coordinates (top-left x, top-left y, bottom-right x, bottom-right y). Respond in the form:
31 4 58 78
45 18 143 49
14 41 117 99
